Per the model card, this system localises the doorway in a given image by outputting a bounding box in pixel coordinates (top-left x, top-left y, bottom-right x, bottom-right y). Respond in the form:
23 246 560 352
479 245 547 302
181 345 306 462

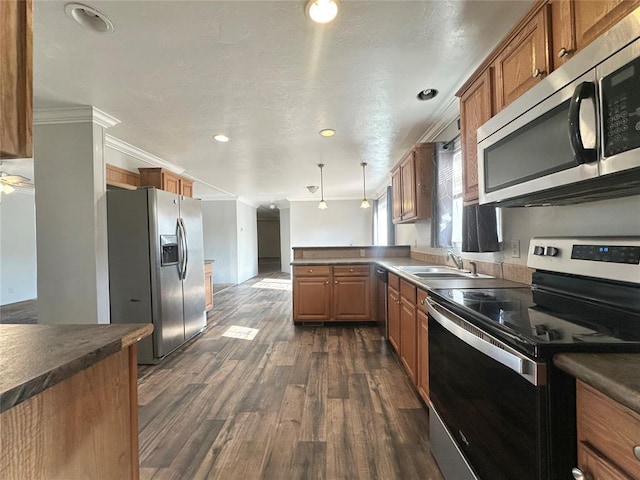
257 205 281 273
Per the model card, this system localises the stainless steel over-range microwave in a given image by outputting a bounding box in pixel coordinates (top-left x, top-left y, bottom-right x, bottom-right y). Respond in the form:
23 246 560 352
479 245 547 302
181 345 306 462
477 9 640 207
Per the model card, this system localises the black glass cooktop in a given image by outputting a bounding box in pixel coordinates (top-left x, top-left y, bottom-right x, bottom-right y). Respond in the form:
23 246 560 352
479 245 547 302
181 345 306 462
430 287 640 358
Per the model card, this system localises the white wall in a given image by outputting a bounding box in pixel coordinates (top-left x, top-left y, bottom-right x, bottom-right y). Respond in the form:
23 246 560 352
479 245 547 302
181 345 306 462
290 200 373 247
237 201 258 283
280 207 291 274
257 219 281 258
201 200 238 284
0 192 37 305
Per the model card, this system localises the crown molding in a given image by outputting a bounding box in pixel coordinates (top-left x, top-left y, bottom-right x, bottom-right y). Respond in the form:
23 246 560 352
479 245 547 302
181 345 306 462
104 135 185 174
417 95 459 143
34 106 120 128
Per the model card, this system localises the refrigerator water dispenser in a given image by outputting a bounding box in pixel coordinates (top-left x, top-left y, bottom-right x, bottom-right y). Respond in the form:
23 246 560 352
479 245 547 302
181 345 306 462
160 235 178 265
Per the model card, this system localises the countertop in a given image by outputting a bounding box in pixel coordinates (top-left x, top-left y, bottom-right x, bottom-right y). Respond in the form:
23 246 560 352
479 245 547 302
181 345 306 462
554 353 640 414
291 256 527 290
0 323 153 413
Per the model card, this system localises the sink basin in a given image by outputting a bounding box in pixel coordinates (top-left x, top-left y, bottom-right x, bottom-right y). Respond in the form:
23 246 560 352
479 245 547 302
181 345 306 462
396 265 493 279
397 265 462 274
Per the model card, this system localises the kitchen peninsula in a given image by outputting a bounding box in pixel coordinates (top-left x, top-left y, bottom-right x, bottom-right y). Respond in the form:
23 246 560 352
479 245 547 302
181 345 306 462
0 323 152 480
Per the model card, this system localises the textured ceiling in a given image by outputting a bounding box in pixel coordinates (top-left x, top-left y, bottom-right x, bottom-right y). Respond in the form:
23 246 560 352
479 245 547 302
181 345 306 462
32 0 531 207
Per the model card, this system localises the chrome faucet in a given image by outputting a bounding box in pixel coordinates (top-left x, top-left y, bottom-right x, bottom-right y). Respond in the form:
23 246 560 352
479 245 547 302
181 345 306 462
447 250 464 270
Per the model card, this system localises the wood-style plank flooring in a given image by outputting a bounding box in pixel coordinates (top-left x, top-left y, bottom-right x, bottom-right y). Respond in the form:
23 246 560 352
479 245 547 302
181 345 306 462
138 273 444 480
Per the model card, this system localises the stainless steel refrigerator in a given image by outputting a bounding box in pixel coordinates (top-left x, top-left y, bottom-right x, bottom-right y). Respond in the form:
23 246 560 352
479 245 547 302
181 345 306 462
107 187 207 364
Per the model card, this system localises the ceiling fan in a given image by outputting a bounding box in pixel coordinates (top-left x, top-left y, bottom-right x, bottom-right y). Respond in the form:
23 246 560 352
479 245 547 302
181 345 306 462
0 165 35 193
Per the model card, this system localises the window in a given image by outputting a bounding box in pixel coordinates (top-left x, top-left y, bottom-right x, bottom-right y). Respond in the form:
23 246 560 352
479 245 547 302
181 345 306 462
374 187 394 246
434 139 463 248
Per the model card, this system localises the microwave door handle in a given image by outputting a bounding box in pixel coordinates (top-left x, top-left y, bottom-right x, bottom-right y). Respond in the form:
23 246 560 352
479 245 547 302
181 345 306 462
568 81 597 165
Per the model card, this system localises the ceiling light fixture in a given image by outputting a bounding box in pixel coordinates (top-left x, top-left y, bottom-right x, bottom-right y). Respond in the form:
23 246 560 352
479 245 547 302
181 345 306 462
306 185 319 194
360 162 370 209
269 202 276 209
213 134 230 142
319 128 335 137
417 88 438 101
64 3 114 33
317 164 328 209
306 0 339 24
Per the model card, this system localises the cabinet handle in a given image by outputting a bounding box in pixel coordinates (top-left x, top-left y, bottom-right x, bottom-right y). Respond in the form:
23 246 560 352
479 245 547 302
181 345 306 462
334 280 338 284
532 68 545 78
325 281 329 285
571 467 589 480
634 445 640 461
420 299 425 305
308 269 313 273
557 47 572 58
349 268 354 272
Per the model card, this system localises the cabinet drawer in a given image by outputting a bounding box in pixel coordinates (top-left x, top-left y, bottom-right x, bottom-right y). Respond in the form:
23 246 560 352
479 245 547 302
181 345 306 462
417 289 428 314
400 279 416 304
577 380 640 479
388 272 400 291
293 265 331 277
333 265 369 277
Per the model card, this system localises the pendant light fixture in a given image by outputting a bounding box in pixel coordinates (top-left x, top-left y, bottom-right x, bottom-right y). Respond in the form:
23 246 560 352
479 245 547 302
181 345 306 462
318 163 328 209
360 162 370 209
306 0 339 24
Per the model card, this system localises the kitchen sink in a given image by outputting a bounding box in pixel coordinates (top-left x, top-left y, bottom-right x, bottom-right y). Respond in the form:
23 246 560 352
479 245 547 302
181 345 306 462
396 266 461 274
396 265 493 279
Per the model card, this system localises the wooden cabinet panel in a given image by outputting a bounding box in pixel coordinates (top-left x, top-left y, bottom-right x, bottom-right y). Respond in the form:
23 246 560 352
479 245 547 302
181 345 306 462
577 380 640 479
493 6 551 112
293 277 331 321
388 286 401 353
417 309 429 404
333 276 370 320
400 296 417 383
391 144 435 223
333 265 369 276
550 0 575 67
106 164 140 190
293 265 332 277
391 167 402 223
180 178 194 198
578 442 634 480
163 171 180 194
204 262 213 312
1 0 33 159
574 0 640 51
138 167 193 197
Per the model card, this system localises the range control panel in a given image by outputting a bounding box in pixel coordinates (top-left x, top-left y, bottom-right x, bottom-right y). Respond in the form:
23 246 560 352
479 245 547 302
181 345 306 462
528 237 640 284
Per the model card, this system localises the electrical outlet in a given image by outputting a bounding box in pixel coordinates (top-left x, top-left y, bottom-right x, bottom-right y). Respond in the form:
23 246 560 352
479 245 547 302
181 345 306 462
8 287 14 294
510 240 520 258
360 249 366 257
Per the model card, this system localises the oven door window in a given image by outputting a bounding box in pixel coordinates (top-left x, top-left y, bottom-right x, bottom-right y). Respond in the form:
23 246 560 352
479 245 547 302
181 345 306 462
429 316 548 480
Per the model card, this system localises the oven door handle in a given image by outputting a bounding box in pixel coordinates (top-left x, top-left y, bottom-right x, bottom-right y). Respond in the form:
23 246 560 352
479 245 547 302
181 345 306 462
427 298 546 386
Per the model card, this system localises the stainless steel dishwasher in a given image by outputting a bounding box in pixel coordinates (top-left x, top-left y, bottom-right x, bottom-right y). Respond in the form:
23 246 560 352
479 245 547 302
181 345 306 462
374 267 388 338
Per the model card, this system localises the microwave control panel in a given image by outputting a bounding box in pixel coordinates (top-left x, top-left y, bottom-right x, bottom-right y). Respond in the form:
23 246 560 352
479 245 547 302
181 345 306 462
602 55 640 156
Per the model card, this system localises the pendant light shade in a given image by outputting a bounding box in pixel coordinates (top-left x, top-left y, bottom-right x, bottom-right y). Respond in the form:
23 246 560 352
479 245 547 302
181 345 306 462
360 162 370 209
306 0 339 24
318 163 328 209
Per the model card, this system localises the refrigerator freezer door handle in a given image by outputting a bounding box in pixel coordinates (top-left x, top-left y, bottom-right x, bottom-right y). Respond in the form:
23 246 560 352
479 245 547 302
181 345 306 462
176 219 183 280
180 218 189 279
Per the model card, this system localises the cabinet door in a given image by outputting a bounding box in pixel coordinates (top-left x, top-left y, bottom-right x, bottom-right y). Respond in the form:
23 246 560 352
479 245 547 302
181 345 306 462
550 0 575 68
574 0 640 51
333 276 370 320
400 297 417 383
417 309 429 404
460 69 493 205
578 442 634 480
493 6 550 112
293 277 331 321
204 264 213 312
163 172 181 194
400 152 417 221
180 179 193 198
387 286 401 353
391 167 403 224
0 0 33 159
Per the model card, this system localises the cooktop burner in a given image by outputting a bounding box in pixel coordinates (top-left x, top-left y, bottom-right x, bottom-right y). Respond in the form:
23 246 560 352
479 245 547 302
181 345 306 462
430 287 640 358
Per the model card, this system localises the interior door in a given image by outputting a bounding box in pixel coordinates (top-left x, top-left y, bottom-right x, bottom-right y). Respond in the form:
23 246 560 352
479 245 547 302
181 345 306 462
179 196 207 340
152 189 186 357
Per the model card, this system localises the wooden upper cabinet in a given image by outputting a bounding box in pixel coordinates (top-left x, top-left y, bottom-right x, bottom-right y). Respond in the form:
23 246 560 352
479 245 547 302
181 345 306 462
106 164 140 190
1 0 33 159
573 0 640 51
493 5 551 112
138 167 193 197
391 143 434 224
550 0 576 67
459 69 493 205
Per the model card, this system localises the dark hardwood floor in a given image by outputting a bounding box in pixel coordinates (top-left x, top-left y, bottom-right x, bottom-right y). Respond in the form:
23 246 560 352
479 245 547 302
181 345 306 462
138 273 443 480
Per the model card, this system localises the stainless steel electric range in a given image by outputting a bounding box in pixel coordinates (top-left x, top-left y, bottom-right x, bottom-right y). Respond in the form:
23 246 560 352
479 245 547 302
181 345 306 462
427 237 640 480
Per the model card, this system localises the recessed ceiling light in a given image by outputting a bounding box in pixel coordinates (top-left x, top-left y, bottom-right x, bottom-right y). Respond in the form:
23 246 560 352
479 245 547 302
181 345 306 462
64 3 114 33
319 129 335 137
213 134 230 142
306 0 339 24
417 88 438 101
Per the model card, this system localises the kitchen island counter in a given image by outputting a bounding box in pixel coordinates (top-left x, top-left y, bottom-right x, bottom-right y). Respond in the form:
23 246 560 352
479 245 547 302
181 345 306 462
554 353 640 415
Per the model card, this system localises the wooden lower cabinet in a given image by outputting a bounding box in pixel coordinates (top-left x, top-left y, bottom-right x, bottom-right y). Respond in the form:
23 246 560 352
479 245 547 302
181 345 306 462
388 274 401 353
416 289 429 404
204 261 213 312
293 264 371 322
399 280 417 383
576 380 640 479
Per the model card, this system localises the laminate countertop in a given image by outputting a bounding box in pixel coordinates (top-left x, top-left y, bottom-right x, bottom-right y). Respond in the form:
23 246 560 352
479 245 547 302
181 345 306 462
291 256 527 290
554 353 640 414
0 323 153 413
